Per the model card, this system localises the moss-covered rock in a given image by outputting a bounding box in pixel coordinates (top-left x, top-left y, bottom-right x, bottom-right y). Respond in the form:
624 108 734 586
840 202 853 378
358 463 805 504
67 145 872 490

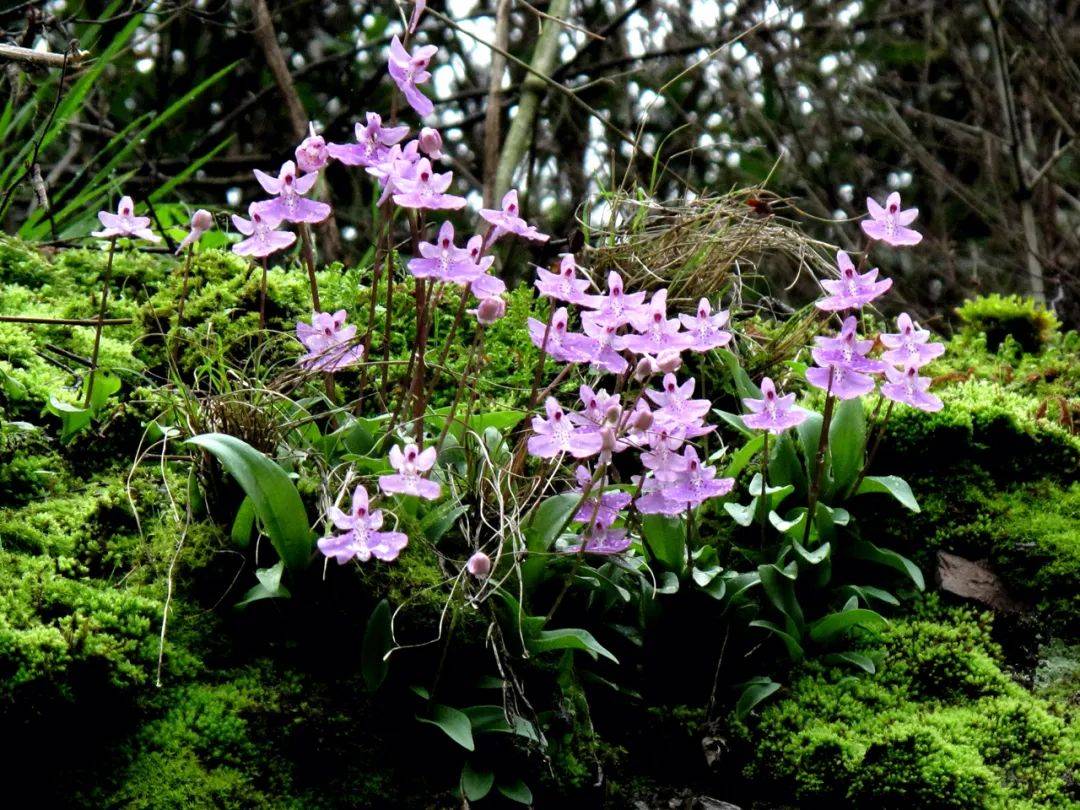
735 603 1079 808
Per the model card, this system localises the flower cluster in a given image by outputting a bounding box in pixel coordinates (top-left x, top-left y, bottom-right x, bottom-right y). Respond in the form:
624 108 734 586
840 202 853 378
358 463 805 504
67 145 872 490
525 257 736 552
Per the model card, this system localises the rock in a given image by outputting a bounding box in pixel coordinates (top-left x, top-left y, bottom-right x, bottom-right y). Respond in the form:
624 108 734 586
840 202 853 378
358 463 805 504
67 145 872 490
935 551 1026 613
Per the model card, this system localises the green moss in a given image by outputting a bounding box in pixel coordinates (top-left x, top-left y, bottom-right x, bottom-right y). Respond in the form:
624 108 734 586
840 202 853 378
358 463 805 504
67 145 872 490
955 293 1060 353
735 604 1079 808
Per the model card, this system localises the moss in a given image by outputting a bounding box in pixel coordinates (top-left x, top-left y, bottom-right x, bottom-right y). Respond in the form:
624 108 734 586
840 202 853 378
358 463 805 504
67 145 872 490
955 293 1060 353
735 603 1079 808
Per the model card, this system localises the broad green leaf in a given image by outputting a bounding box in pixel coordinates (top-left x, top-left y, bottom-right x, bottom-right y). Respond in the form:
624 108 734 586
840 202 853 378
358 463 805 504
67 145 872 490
418 704 475 751
717 349 761 401
723 432 764 479
236 561 290 607
855 475 921 512
749 619 805 661
461 761 494 801
521 492 580 586
497 778 534 804
758 562 803 633
850 538 925 590
826 650 877 674
230 497 256 549
420 503 467 543
808 608 888 644
528 627 618 663
839 584 901 607
712 408 754 437
736 677 781 719
185 433 313 571
828 397 866 494
362 599 392 692
641 514 686 573
724 501 757 527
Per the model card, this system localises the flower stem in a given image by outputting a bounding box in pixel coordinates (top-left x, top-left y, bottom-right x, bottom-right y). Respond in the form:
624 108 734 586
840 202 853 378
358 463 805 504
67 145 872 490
259 256 269 332
760 430 770 546
849 399 894 498
84 236 117 408
436 323 483 452
298 222 321 313
177 244 194 321
803 372 836 547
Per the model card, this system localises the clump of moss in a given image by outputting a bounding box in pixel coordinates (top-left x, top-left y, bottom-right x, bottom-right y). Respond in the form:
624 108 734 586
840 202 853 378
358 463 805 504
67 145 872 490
956 293 1060 353
734 603 1079 808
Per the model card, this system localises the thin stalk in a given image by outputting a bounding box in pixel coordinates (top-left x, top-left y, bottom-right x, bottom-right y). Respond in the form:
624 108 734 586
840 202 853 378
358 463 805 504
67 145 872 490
380 239 395 396
177 244 194 321
426 287 470 400
259 256 269 332
436 323 484 451
849 399 895 498
298 222 322 312
0 315 132 326
802 370 836 546
760 430 769 546
84 236 117 407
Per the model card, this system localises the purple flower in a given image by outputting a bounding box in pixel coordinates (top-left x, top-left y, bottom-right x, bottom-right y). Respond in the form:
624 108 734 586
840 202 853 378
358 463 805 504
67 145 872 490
569 386 621 432
296 123 330 173
811 315 886 375
318 485 408 564
393 158 466 210
467 550 491 578
388 35 438 117
469 296 506 325
327 113 409 168
479 190 549 243
527 397 604 459
379 443 442 500
880 313 944 369
469 273 506 299
527 307 594 363
582 271 647 329
535 254 592 305
816 250 893 311
572 466 632 528
367 140 421 205
253 160 331 224
805 363 876 401
881 364 942 412
93 195 160 242
418 126 443 159
296 310 365 372
741 377 809 434
679 298 732 352
635 475 688 516
619 290 693 356
640 426 689 478
231 204 296 258
176 208 213 254
565 521 630 555
581 318 629 375
408 221 473 281
861 191 922 247
658 446 734 508
645 373 711 431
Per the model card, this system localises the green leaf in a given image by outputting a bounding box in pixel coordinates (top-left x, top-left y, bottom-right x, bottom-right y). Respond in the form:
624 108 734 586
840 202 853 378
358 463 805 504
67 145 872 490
736 677 781 719
497 778 534 804
641 514 686 573
461 761 494 801
850 538 925 590
749 619 805 661
230 497 256 549
418 704 475 751
235 561 290 607
362 599 392 692
521 492 579 586
758 562 804 633
724 432 764 479
717 349 761 401
528 627 618 663
826 651 877 674
809 608 888 644
185 433 313 570
419 503 467 544
840 584 900 607
855 475 921 512
827 397 866 494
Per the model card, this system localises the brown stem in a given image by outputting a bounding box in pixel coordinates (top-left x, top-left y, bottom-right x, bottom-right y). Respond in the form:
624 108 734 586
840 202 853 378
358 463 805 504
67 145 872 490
760 430 769 546
1 314 131 326
426 287 470 400
84 237 117 407
177 245 194 321
436 323 484 452
259 257 268 332
298 222 321 313
380 238 395 397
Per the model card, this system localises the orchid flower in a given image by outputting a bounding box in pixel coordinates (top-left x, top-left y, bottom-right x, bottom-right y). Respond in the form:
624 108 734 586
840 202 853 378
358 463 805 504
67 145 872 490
861 191 922 246
479 190 549 243
379 443 442 500
318 485 408 564
392 158 466 210
881 364 942 412
328 113 409 168
295 123 330 173
527 397 604 459
816 250 892 311
296 310 364 372
388 35 438 117
175 208 213 254
881 313 945 369
231 204 296 258
93 195 160 242
741 377 809 434
252 160 331 224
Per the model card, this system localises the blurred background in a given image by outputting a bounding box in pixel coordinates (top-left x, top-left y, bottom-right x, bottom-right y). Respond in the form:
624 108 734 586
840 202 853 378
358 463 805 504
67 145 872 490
1 0 1077 326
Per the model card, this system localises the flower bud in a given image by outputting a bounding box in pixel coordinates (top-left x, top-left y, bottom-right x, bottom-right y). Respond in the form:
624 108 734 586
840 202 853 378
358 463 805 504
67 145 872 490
467 551 491 579
190 208 214 232
419 127 443 159
296 123 330 173
633 356 659 381
630 406 653 432
656 350 682 373
471 296 506 325
600 426 618 453
603 403 622 426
